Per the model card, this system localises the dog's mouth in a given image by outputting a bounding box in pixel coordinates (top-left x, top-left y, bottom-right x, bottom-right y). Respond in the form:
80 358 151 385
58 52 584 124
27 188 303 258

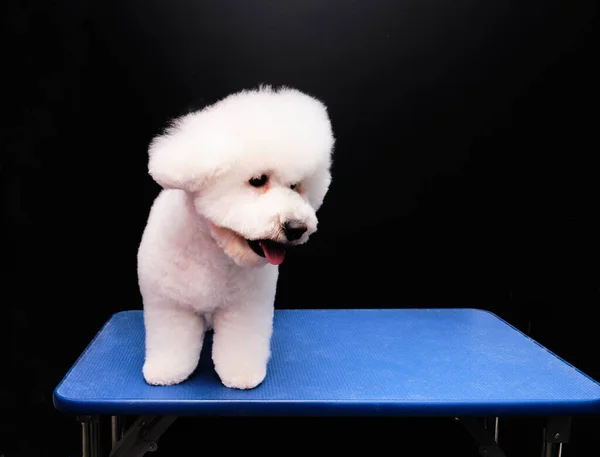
247 239 287 266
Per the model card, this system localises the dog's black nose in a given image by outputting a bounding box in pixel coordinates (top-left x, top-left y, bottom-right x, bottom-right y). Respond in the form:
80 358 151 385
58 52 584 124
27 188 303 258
283 220 307 241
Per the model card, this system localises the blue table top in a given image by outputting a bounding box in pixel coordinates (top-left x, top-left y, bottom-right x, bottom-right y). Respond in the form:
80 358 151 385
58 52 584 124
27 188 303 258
53 309 600 416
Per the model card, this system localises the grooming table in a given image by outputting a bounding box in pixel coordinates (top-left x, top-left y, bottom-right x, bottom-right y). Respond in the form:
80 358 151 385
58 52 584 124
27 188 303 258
54 309 600 457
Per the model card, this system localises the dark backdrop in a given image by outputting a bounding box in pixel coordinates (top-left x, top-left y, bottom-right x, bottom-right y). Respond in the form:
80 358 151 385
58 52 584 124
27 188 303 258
2 0 598 455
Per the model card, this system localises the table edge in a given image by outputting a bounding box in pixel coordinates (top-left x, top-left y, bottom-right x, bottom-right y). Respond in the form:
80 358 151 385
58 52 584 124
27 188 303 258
52 308 600 416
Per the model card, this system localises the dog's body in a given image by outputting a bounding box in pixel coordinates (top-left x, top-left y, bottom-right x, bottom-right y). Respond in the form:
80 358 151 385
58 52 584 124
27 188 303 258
137 86 334 389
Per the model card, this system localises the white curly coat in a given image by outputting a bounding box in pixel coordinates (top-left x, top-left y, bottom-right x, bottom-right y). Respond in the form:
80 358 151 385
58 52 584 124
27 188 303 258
137 86 335 389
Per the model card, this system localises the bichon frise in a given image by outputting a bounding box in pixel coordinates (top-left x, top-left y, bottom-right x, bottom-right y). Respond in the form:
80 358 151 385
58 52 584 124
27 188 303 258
137 86 335 389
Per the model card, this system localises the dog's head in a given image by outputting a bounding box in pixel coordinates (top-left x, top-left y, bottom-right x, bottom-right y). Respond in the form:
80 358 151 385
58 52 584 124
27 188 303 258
147 86 335 267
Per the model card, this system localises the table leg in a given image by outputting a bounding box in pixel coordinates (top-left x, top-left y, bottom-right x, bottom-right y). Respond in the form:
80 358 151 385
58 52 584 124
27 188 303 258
456 417 506 457
111 416 123 449
484 416 499 442
493 417 499 442
110 415 177 457
542 416 571 457
81 419 90 457
543 442 563 457
78 416 102 457
90 417 99 457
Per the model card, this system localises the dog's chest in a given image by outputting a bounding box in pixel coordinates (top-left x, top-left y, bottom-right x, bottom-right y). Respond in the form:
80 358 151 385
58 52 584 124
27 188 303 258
164 246 251 311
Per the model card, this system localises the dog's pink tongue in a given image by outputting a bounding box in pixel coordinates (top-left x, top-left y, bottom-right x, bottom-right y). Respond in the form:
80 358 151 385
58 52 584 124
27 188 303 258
260 241 286 265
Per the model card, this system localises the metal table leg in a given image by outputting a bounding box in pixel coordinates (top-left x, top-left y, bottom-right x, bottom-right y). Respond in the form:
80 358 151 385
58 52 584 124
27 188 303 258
111 416 123 450
81 419 90 457
542 416 571 457
484 416 499 443
78 416 102 457
456 417 506 457
109 415 177 457
78 414 174 457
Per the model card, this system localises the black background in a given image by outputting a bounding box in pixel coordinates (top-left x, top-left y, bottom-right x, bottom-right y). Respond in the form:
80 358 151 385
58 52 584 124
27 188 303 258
2 0 598 455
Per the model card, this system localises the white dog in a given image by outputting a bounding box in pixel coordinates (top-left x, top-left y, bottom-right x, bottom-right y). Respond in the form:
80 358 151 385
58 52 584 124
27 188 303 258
137 86 335 390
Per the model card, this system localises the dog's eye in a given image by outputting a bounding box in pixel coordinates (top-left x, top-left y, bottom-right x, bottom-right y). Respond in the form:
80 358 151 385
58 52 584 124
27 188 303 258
290 183 298 191
249 174 268 187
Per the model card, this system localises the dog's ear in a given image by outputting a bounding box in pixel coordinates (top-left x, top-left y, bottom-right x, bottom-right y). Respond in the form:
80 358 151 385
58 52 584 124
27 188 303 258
304 161 333 211
147 125 206 193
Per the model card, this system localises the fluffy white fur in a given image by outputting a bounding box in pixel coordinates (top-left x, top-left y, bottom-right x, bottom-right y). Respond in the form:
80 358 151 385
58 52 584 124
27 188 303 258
137 86 335 389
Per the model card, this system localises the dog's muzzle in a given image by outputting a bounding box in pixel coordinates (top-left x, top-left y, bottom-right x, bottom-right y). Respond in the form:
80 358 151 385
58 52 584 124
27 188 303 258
246 219 309 265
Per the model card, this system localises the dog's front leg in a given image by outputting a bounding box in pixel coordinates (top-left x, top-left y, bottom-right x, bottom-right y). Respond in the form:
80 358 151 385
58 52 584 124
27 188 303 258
142 300 205 386
211 300 275 390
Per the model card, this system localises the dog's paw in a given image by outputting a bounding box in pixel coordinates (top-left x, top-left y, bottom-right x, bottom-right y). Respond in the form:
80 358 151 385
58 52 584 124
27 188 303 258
215 365 267 390
143 356 198 386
